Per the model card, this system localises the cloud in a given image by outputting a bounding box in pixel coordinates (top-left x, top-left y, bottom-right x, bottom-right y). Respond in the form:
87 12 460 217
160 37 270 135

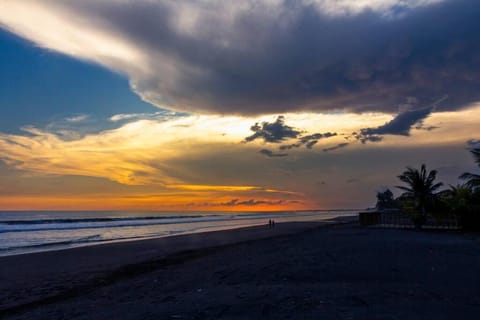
323 143 350 152
360 106 433 136
355 134 384 144
1 107 480 210
1 1 479 115
65 114 89 123
187 198 303 208
414 122 438 131
244 115 337 152
244 116 301 143
259 149 288 158
221 199 286 206
109 111 187 122
0 115 262 186
280 132 337 150
354 105 434 143
304 0 445 17
467 139 480 148
0 108 479 190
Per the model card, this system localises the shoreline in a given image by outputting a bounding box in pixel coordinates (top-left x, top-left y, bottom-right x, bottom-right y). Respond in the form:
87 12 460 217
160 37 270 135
0 211 357 257
0 215 356 258
0 217 355 316
0 221 270 258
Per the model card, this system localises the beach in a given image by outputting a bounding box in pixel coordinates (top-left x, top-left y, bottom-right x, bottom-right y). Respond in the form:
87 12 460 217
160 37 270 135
1 217 480 319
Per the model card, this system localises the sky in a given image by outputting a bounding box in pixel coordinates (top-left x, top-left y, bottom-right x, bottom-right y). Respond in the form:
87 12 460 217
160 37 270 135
0 0 479 211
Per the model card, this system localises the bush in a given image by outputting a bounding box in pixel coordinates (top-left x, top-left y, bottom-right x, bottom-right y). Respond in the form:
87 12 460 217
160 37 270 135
458 205 480 232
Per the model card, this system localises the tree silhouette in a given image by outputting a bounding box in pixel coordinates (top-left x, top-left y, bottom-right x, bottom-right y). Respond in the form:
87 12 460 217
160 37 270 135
396 164 443 218
443 184 473 214
460 147 480 190
376 189 397 210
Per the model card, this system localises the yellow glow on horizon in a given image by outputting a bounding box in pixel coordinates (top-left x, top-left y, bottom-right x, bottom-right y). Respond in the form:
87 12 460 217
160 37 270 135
167 184 302 195
0 194 309 212
0 105 479 210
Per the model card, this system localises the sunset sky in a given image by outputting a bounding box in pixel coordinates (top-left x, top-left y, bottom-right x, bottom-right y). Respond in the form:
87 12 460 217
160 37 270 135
0 0 479 211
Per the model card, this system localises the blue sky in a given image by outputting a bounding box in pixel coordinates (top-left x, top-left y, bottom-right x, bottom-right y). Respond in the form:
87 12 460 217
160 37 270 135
0 30 156 134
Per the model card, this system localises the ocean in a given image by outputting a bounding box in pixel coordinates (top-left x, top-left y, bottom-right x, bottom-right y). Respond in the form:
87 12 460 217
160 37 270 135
0 210 356 256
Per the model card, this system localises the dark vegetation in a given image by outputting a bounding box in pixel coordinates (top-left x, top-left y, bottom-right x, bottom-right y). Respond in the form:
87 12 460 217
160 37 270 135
375 147 480 231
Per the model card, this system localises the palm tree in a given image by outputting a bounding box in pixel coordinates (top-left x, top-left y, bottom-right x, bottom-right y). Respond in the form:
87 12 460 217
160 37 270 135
443 183 473 214
442 183 480 230
396 164 443 219
460 147 480 190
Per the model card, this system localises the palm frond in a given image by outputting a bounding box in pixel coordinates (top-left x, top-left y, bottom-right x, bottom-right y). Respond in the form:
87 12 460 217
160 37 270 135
460 172 480 180
470 148 480 166
430 182 443 192
395 185 413 193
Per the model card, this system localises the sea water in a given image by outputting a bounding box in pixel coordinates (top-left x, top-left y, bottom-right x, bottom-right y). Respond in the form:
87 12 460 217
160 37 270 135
0 210 356 256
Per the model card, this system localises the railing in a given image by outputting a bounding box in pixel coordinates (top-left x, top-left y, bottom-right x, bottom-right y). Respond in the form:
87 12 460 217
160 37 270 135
359 211 461 230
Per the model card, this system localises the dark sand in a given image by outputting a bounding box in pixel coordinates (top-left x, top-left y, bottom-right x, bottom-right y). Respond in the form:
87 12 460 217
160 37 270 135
1 217 480 319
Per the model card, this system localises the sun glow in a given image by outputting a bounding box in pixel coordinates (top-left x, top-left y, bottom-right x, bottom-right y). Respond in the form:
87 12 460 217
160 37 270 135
0 106 479 210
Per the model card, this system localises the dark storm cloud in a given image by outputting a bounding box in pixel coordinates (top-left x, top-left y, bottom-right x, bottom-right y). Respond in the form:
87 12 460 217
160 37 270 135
87 0 480 114
259 149 289 158
244 116 301 143
360 107 433 136
153 1 477 115
354 105 434 143
5 1 480 115
323 143 350 152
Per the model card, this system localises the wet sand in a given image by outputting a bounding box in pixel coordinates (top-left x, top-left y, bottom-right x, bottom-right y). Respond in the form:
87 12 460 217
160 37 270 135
1 216 480 319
